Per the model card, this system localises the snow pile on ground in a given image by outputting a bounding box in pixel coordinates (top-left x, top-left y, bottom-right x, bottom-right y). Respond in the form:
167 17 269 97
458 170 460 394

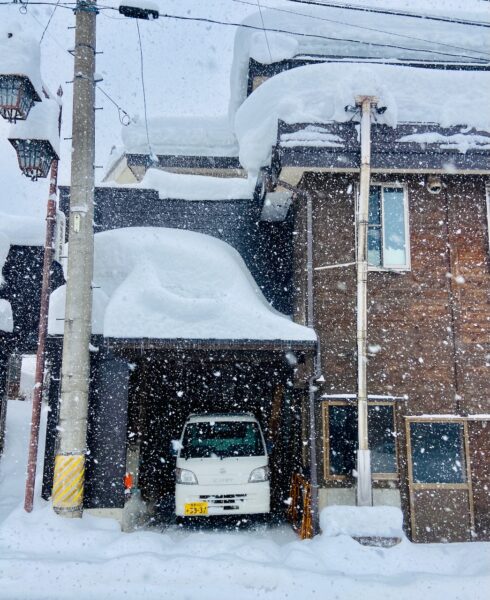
107 168 256 200
0 401 489 600
321 505 404 538
122 115 238 157
19 355 36 401
48 227 316 341
235 63 490 172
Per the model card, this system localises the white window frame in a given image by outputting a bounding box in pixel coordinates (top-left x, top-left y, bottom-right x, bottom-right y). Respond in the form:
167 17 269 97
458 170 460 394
367 183 411 272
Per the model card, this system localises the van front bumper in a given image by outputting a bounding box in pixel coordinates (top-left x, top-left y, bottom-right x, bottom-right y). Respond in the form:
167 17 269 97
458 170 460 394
175 482 270 516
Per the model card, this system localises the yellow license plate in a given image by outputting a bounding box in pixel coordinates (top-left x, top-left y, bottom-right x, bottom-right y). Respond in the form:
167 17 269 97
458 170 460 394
184 502 208 516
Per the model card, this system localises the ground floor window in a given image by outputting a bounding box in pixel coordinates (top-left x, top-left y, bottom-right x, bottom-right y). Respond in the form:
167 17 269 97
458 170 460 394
323 401 397 480
409 421 466 484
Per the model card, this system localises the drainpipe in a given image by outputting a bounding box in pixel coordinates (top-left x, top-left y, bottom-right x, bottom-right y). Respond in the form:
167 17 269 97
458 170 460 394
355 96 377 507
305 191 320 533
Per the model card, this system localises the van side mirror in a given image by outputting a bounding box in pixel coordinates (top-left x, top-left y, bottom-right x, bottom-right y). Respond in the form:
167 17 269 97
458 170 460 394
169 441 179 457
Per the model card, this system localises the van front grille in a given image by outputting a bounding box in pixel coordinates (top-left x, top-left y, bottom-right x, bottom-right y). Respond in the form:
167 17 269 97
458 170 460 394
199 494 247 505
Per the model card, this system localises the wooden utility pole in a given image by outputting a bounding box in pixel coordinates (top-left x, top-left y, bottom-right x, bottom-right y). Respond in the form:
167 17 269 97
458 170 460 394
52 0 97 517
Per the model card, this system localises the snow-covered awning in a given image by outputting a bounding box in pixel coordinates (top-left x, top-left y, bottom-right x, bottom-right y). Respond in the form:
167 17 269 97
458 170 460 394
48 227 316 343
102 168 256 201
122 115 238 158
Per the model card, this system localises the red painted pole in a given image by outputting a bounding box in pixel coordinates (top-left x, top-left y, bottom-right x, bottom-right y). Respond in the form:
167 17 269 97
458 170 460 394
24 90 62 513
24 159 59 513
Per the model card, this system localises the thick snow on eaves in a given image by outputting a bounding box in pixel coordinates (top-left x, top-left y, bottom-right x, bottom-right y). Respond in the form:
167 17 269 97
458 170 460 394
104 168 255 200
235 62 490 172
229 4 490 117
122 115 238 157
49 227 316 342
0 212 46 246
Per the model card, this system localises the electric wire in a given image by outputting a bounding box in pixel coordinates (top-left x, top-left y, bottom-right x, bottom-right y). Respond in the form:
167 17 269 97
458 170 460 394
39 0 61 44
283 0 490 29
133 11 490 64
135 19 154 158
256 0 274 63
230 0 490 60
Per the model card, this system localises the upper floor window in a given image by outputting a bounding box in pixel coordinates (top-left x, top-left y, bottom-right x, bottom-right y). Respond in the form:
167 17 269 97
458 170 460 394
368 185 410 270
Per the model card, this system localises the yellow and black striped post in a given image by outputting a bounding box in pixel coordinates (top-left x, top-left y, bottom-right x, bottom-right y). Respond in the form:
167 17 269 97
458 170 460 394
52 454 85 515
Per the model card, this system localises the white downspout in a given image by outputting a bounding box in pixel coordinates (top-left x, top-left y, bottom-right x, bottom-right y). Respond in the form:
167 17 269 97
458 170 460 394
356 95 377 507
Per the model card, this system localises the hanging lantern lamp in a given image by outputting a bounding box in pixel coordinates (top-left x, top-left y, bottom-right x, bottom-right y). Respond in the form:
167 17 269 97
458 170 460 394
0 74 41 123
8 138 58 181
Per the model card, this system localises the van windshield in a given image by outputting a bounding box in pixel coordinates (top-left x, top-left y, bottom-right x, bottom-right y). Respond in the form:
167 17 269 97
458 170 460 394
182 421 265 459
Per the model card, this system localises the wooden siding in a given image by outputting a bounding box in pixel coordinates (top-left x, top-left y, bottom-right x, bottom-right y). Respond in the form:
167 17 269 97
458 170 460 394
295 173 489 413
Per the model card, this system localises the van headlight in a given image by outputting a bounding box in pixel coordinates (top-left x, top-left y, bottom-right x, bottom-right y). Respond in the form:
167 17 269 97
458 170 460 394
176 468 198 485
249 466 270 483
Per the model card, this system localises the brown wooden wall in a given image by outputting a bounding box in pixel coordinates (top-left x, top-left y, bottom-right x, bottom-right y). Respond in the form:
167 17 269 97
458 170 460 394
292 173 490 540
294 173 489 414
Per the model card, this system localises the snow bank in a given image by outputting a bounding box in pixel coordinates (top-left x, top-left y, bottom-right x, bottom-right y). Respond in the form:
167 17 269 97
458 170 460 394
49 227 316 341
122 115 238 157
107 168 256 201
0 212 45 246
8 97 60 156
235 63 490 172
0 28 43 100
0 401 490 600
320 506 404 538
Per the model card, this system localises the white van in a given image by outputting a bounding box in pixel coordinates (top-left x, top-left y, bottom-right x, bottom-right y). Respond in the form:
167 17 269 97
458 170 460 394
175 413 270 517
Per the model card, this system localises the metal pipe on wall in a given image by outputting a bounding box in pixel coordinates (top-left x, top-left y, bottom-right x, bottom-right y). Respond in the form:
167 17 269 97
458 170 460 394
305 190 320 533
355 95 378 507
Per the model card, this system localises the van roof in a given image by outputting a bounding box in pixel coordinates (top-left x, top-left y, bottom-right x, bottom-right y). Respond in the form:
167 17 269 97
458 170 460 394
186 412 258 423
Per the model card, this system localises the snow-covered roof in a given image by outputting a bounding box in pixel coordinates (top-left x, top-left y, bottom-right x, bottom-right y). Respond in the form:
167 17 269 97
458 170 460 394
0 213 46 246
0 29 44 100
122 115 238 158
48 227 316 342
234 62 490 172
229 5 490 117
103 168 256 200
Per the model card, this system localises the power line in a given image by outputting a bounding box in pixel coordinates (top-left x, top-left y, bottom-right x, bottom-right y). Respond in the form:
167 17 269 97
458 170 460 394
125 10 490 64
256 0 273 63
231 0 490 59
40 0 61 43
284 0 490 29
97 86 131 126
135 19 154 158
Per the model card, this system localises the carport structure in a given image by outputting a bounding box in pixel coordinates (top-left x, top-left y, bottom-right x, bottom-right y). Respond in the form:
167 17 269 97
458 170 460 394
113 337 315 524
43 227 316 530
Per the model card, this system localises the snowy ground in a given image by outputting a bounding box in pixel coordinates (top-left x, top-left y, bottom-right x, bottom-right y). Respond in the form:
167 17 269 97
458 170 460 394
0 401 489 599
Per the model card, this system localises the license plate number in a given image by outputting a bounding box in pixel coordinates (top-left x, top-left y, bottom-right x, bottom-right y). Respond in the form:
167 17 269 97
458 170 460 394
184 502 208 516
